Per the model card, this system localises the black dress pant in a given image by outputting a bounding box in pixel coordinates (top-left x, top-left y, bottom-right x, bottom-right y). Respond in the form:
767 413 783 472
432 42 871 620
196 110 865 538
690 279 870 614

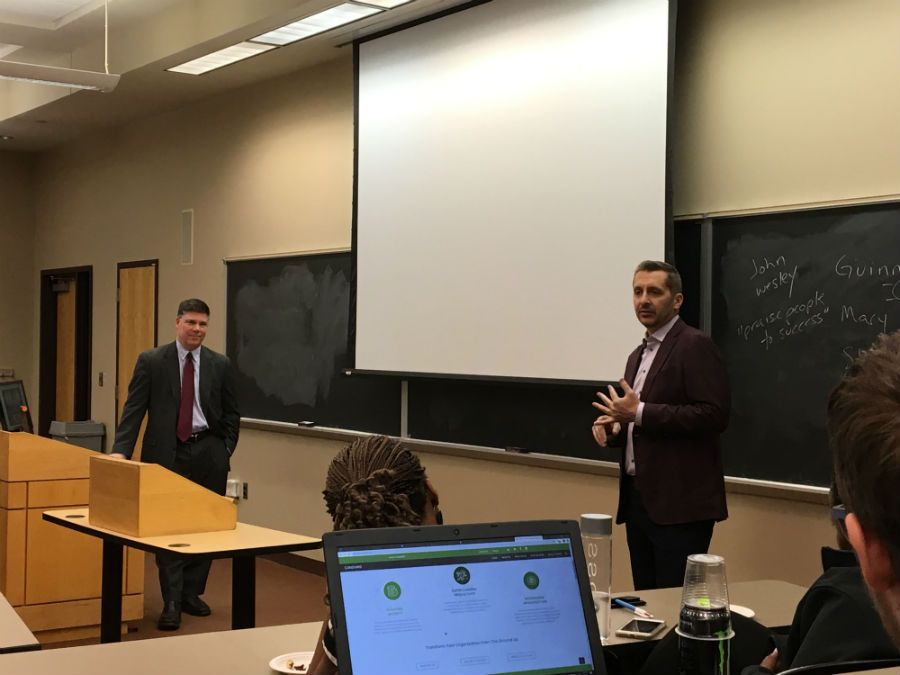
157 433 229 603
621 474 715 590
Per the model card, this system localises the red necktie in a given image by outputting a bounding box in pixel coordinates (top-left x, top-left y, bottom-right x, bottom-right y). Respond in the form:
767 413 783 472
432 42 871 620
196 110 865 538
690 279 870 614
177 353 194 442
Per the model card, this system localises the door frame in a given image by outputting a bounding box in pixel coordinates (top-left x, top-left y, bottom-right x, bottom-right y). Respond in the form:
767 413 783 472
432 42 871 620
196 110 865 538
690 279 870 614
39 266 92 436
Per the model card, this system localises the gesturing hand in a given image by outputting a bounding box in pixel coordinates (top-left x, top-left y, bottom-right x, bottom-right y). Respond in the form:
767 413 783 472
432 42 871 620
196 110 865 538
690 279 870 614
592 378 639 423
591 415 621 447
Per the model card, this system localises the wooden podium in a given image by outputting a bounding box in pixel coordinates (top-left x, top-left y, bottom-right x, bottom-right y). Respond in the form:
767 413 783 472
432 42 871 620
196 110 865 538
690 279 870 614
89 455 236 537
0 431 143 643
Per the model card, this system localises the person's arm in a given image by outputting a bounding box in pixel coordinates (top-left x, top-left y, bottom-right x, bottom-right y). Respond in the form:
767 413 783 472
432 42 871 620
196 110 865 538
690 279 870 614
639 334 730 436
110 352 152 459
308 618 338 675
220 357 240 455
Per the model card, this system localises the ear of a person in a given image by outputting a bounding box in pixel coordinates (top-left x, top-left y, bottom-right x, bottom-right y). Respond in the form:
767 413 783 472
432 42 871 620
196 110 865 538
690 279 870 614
846 512 895 592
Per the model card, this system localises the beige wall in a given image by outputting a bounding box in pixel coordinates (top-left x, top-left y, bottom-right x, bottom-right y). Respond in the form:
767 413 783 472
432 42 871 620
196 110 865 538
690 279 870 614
673 0 899 216
0 152 35 395
32 56 354 431
16 0 899 590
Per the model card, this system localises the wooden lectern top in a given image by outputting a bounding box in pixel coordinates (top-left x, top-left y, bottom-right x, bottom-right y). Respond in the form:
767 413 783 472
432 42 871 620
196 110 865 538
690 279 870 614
0 430 95 482
89 454 237 537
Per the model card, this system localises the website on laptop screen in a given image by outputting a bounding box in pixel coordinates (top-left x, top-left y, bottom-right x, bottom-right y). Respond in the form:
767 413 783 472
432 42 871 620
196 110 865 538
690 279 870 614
334 534 596 675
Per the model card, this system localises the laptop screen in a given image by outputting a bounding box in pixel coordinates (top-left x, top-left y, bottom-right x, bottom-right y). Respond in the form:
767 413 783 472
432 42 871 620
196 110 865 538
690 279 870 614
323 520 605 675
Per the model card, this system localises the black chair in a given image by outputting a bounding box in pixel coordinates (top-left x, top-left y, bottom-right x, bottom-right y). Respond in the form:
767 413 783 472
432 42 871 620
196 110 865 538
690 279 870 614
778 657 900 675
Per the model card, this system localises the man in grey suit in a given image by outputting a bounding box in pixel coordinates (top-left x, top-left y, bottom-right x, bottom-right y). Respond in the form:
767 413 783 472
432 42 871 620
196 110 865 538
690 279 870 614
111 298 240 630
592 261 730 590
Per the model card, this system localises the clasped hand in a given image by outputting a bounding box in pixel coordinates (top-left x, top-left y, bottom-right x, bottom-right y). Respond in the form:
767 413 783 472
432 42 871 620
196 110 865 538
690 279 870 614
591 379 639 447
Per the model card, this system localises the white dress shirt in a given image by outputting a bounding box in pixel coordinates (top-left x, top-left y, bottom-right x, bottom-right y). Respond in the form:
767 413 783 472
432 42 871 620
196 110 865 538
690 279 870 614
624 314 680 475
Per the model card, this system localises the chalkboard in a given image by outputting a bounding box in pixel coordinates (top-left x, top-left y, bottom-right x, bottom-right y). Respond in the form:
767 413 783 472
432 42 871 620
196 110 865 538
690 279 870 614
407 378 615 461
226 252 400 434
712 202 900 486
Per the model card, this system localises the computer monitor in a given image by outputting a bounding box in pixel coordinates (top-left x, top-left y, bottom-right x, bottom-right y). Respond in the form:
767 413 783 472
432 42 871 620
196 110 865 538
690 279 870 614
0 380 33 433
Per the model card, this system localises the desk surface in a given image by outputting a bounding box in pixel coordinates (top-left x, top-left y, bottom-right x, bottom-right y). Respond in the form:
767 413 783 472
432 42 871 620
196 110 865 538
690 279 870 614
0 622 320 674
43 508 320 556
0 593 39 654
0 580 807 672
606 579 806 647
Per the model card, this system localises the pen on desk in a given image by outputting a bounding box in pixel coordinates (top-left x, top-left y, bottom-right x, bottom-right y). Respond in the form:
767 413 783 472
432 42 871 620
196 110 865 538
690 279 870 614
613 598 654 618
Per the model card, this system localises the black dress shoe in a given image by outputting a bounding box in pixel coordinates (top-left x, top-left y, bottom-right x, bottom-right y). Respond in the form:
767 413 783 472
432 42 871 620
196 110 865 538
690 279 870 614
181 595 211 617
158 601 181 630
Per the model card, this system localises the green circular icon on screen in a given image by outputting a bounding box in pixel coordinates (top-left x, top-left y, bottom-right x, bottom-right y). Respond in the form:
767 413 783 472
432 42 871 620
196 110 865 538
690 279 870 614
523 572 540 589
453 566 471 585
383 581 402 600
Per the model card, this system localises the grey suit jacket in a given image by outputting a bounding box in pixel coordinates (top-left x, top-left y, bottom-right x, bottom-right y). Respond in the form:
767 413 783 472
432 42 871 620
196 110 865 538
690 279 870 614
112 341 240 470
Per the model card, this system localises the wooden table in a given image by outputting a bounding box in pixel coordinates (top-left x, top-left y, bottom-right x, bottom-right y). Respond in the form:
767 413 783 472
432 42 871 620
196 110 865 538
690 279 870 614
0 622 320 674
42 508 320 643
0 592 40 654
606 579 806 647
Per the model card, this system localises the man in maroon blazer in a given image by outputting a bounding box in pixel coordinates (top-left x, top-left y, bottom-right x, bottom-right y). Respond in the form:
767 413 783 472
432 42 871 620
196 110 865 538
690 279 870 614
592 260 730 590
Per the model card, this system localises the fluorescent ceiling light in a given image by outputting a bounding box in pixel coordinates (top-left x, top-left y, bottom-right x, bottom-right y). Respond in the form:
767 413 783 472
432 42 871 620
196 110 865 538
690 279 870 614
251 3 383 46
355 0 414 7
0 60 119 91
167 41 276 75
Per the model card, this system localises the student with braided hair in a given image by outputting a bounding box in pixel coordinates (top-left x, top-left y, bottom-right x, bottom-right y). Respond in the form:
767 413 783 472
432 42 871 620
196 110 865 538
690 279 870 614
310 435 442 674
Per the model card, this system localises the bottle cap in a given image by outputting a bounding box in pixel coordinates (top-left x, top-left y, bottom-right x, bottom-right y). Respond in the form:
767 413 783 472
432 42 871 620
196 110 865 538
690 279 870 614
580 513 612 536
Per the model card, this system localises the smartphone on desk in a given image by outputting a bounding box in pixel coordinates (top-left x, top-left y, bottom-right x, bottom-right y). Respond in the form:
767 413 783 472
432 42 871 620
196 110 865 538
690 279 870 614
615 618 666 640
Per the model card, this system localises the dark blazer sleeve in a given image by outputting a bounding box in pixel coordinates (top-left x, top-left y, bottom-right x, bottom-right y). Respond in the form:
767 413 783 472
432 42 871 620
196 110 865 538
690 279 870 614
111 350 152 458
200 348 240 456
220 356 240 455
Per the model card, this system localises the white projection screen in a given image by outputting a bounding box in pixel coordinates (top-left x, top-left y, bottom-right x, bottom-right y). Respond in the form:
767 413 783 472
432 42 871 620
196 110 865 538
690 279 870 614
354 0 671 382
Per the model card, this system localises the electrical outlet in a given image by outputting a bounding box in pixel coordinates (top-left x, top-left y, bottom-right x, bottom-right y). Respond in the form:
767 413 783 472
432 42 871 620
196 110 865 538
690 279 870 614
242 482 249 500
0 368 14 378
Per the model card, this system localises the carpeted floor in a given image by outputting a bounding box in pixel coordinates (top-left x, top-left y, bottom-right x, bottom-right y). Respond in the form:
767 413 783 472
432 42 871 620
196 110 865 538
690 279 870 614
47 552 326 649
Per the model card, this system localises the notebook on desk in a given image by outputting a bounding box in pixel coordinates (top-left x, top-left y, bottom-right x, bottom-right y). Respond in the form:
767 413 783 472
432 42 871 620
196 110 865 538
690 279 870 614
323 520 606 675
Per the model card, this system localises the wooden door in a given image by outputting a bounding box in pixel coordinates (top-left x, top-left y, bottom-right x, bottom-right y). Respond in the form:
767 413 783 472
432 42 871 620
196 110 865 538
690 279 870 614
54 279 77 422
38 267 92 436
116 261 158 460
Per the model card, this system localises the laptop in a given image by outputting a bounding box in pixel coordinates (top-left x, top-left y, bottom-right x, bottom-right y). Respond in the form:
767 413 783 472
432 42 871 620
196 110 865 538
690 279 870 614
323 520 606 675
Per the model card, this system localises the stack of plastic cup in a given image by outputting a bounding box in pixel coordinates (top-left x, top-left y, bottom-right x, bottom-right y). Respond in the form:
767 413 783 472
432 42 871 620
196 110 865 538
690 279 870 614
675 553 734 674
580 514 612 642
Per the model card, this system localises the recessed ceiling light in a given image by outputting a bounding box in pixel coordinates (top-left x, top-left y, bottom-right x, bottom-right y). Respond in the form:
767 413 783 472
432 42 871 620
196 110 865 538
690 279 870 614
167 41 276 75
251 3 383 46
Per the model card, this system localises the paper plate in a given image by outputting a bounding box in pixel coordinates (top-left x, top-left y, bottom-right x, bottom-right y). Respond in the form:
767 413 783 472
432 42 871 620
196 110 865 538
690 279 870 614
269 651 314 674
730 604 755 619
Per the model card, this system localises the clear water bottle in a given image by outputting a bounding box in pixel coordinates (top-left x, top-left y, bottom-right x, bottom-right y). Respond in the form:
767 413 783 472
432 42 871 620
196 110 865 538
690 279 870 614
676 553 734 674
580 513 612 642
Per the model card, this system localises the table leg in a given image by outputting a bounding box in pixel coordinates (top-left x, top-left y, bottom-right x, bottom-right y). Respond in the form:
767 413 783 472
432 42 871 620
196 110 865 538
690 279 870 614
232 555 256 630
100 540 124 643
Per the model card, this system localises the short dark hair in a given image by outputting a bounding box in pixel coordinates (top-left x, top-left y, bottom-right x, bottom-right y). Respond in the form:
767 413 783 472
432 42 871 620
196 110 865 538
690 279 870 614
323 435 428 531
177 299 210 317
634 260 683 295
828 331 900 574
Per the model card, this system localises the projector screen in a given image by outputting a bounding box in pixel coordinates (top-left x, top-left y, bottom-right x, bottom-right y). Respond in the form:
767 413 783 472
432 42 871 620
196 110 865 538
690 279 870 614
354 0 671 382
